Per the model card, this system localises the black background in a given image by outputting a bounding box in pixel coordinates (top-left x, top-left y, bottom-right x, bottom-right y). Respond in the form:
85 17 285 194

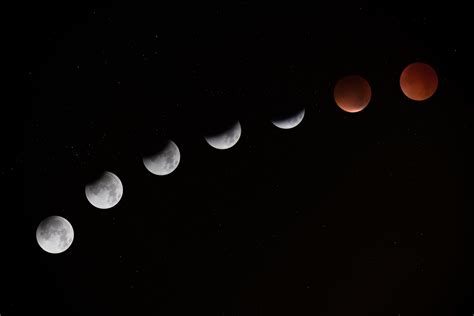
9 2 474 315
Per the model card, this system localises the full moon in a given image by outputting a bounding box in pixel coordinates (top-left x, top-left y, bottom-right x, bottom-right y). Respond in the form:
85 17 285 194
400 62 438 101
85 171 123 209
36 216 74 254
143 140 181 176
271 108 305 129
205 121 241 150
334 75 372 113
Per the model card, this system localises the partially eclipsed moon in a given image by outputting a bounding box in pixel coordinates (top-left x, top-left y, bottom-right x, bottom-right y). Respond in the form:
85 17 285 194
143 140 181 175
272 108 305 129
400 62 438 101
36 216 74 254
334 75 372 113
205 121 241 150
85 171 123 209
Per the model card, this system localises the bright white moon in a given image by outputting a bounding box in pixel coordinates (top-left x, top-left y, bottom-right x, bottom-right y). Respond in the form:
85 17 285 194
85 171 123 209
205 121 241 150
36 216 74 254
143 140 181 176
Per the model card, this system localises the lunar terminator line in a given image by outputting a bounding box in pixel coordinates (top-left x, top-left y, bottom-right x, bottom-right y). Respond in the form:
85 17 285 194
272 108 305 129
143 140 181 176
205 120 242 150
85 171 123 209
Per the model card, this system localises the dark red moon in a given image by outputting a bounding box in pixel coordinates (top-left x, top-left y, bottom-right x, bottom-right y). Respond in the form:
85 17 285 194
333 75 372 113
400 62 438 101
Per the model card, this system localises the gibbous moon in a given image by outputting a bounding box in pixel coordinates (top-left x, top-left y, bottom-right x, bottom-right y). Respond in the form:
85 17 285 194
85 171 123 209
334 75 372 113
272 108 305 129
205 121 241 150
400 62 438 101
143 140 180 176
36 216 74 254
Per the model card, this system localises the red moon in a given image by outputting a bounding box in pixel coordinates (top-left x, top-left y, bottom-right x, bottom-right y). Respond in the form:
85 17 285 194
400 62 438 101
334 75 372 113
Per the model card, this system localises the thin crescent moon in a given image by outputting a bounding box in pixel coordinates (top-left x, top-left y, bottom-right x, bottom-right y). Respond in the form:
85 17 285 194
205 121 242 150
272 108 305 129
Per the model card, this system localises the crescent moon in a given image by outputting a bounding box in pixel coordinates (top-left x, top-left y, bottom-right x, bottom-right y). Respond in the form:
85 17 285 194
271 108 305 129
143 140 181 176
205 121 241 150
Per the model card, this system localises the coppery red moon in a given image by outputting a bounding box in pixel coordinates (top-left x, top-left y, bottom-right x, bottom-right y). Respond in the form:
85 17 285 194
400 62 438 101
334 75 372 113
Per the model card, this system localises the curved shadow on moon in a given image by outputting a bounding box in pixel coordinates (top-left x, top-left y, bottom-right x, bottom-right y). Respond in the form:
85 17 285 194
204 120 242 150
271 108 305 129
334 75 372 113
143 140 181 176
85 171 123 209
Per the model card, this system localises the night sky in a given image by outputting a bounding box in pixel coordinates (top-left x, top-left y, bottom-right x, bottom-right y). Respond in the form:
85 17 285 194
11 3 474 315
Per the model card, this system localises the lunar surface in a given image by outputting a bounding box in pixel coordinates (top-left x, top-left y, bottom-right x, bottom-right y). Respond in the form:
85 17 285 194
143 140 181 175
272 108 305 129
205 121 241 150
36 216 74 254
334 75 372 113
85 171 123 209
400 62 438 101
